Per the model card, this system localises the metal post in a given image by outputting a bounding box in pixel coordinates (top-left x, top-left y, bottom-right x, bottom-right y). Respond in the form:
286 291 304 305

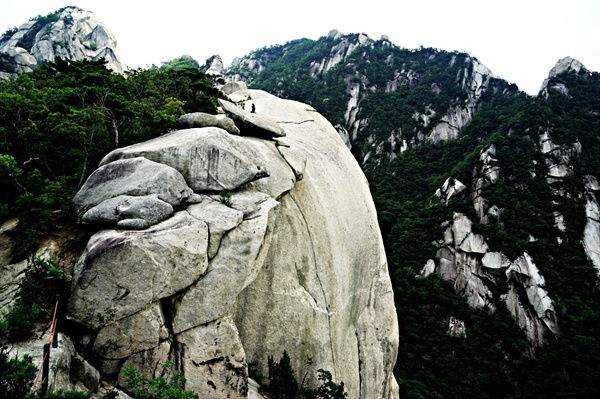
52 294 60 348
41 343 50 395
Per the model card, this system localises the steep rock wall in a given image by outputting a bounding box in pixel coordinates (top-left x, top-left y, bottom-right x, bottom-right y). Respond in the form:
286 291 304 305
67 88 399 399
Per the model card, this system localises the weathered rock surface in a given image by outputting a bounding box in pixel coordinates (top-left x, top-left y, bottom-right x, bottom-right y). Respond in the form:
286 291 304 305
0 259 28 318
175 112 240 135
219 98 286 138
82 195 174 227
69 211 209 330
424 143 560 346
73 157 193 222
68 87 399 399
0 6 123 78
99 128 269 192
583 175 600 275
222 81 249 95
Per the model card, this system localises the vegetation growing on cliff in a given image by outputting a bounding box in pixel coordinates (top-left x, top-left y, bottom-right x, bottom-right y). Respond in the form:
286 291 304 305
0 57 223 260
1 26 599 398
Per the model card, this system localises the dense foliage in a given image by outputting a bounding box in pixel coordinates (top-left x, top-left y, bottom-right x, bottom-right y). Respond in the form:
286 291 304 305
158 55 201 71
0 346 91 399
232 34 600 398
120 361 198 399
265 351 347 399
0 57 223 260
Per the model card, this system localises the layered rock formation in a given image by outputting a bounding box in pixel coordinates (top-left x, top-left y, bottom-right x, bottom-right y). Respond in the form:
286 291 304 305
68 87 399 398
0 6 123 78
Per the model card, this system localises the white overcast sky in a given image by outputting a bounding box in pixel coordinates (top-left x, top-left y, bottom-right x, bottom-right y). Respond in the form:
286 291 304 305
1 0 599 95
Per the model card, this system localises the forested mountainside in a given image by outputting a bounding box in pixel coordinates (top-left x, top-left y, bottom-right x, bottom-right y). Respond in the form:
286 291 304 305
226 30 600 398
1 6 599 397
0 58 223 261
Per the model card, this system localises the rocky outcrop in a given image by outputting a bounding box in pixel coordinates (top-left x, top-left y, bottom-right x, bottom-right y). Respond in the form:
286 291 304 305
539 56 586 94
204 54 225 76
583 175 600 275
68 87 399 398
0 6 123 78
423 210 558 345
426 57 493 143
423 143 560 345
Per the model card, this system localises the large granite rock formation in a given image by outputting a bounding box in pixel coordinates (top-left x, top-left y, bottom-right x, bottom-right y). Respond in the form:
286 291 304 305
67 87 399 398
539 56 587 94
0 6 123 78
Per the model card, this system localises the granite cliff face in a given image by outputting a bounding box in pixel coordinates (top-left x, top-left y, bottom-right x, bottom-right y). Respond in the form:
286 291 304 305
68 86 399 398
0 6 123 78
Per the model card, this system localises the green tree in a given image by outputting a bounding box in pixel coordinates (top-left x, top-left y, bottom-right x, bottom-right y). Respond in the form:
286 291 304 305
120 361 198 399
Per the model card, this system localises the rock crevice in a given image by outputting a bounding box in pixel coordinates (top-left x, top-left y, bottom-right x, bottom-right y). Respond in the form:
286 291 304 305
67 87 399 399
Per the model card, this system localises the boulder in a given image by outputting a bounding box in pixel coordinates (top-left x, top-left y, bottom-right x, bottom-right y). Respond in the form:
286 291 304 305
68 211 209 329
72 157 193 220
99 128 269 192
481 252 510 271
175 112 240 135
222 81 248 95
49 334 101 393
186 198 244 259
219 98 286 138
82 195 174 227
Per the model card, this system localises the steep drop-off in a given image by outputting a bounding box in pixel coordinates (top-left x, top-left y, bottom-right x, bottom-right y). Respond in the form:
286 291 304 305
68 87 399 399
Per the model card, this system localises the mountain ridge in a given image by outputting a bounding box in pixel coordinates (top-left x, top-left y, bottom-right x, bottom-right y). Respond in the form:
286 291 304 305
224 29 600 397
0 8 599 399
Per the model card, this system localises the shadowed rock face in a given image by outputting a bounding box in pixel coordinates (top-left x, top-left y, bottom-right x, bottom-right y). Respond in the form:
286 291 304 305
68 88 399 399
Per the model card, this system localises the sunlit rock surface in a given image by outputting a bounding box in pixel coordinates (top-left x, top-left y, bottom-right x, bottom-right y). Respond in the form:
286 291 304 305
0 6 123 78
68 87 399 399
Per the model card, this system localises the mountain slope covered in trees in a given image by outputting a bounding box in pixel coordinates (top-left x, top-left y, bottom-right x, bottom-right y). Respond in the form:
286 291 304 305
0 57 223 261
227 31 600 398
1 9 599 397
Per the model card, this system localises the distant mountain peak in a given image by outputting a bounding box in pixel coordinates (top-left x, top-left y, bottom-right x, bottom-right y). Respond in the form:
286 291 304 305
548 56 586 78
0 6 123 77
539 56 587 93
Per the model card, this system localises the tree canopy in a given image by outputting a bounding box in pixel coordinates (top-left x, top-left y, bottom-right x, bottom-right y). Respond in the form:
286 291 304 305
0 57 223 260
